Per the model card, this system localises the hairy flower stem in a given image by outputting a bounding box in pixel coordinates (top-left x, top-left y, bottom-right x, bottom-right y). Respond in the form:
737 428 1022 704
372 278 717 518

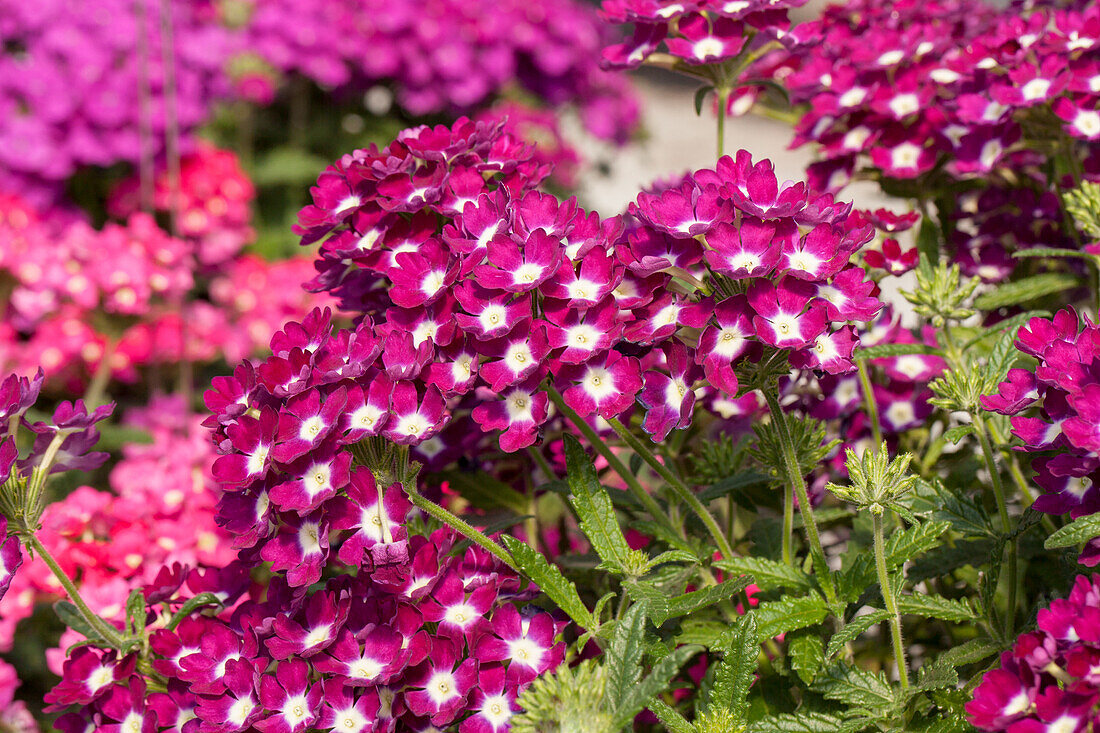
606 417 735 561
400 483 519 573
763 391 835 600
873 512 910 690
546 386 682 541
716 87 730 159
23 432 67 526
973 413 1018 636
24 534 127 649
857 358 884 449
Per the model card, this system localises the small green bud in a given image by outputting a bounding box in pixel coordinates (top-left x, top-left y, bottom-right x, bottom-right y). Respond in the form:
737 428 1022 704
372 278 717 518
825 445 917 514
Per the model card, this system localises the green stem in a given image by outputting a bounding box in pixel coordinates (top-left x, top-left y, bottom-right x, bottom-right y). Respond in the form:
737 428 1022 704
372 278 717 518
25 535 126 648
23 432 68 525
400 484 518 573
987 420 1058 536
857 358 883 450
606 418 735 561
873 512 910 690
781 480 794 567
762 391 835 600
83 338 117 408
546 386 680 540
973 413 1017 636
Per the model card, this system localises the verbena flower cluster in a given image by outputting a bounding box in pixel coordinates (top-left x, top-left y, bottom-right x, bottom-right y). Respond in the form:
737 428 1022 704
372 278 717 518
290 117 881 466
968 573 1100 732
984 309 1100 565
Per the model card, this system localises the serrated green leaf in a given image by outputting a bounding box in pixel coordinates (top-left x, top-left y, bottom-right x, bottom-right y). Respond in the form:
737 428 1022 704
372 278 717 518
647 698 695 733
916 217 940 266
606 603 647 709
913 659 960 693
885 520 951 567
859 343 942 360
747 712 868 733
612 645 702 730
502 535 592 628
907 539 996 584
54 601 106 642
623 580 671 625
694 85 715 116
626 577 751 626
167 592 224 631
674 619 731 648
838 553 877 604
973 273 1080 311
715 556 813 593
811 664 897 709
937 638 1001 668
710 613 758 720
825 610 891 659
592 591 617 625
788 631 825 684
912 479 994 538
1045 513 1100 549
564 434 633 572
897 594 978 622
754 594 829 640
644 550 699 572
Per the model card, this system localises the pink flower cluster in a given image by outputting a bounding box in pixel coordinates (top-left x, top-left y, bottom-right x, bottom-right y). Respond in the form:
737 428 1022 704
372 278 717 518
109 143 257 268
240 0 639 143
968 574 1100 732
599 0 809 70
0 394 233 661
0 0 237 204
983 309 1100 565
48 526 565 733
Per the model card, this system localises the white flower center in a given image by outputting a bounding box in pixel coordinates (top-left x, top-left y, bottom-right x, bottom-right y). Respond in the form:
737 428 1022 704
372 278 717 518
889 93 920 118
890 142 922 170
479 305 507 332
1076 110 1100 137
445 602 476 626
247 444 269 475
228 697 255 726
692 37 724 61
566 279 601 302
298 521 323 556
427 671 458 705
1021 78 1051 101
87 665 115 692
350 656 385 681
304 624 331 648
838 86 867 108
513 263 543 285
284 695 309 724
421 270 447 298
299 415 325 440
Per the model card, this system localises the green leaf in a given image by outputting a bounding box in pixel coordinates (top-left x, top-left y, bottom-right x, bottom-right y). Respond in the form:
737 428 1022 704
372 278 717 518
897 594 978 622
126 589 146 637
912 479 994 538
697 470 772 502
167 592 224 631
916 216 941 266
715 556 813 592
824 610 891 659
811 664 897 709
747 713 868 733
1045 513 1100 549
250 147 333 186
937 638 1001 668
788 631 825 684
885 520 951 567
754 594 829 640
644 550 700 572
1012 247 1095 260
943 424 975 444
694 85 715 116
612 645 703 730
961 310 1049 350
564 434 632 571
739 78 792 107
973 273 1080 311
54 601 105 642
859 343 942 360
907 539 997 583
913 660 960 693
837 554 877 604
647 698 695 733
437 470 529 516
674 619 732 648
605 603 647 709
626 577 751 626
710 613 758 720
501 535 592 628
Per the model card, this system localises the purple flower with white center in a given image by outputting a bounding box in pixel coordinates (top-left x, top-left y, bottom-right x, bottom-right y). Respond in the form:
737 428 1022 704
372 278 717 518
424 339 481 397
314 625 407 686
266 591 349 660
544 298 624 364
474 604 564 685
791 327 859 375
99 677 155 733
405 638 478 726
721 151 808 220
256 660 321 733
471 379 551 453
260 511 330 587
748 279 828 350
333 469 410 567
639 343 701 440
147 681 200 733
458 665 517 733
422 572 497 643
0 515 22 603
44 648 133 710
454 283 531 341
381 382 450 446
193 659 262 733
631 181 730 238
212 408 279 490
623 293 713 345
176 624 255 696
341 377 394 441
704 219 785 279
541 246 622 306
621 227 704 276
666 14 747 64
272 387 347 464
389 247 461 309
476 231 562 293
480 322 551 392
268 442 352 514
558 350 643 419
696 295 755 396
318 680 381 733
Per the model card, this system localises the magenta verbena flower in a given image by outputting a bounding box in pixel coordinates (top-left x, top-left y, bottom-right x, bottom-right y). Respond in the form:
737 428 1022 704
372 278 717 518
968 574 1100 731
